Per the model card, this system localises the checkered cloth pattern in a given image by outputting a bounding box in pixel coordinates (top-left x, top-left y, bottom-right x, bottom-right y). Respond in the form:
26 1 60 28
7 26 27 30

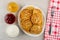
44 0 60 40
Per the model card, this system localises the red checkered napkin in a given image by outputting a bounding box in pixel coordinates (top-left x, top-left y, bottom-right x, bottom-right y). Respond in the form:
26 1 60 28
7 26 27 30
44 0 60 40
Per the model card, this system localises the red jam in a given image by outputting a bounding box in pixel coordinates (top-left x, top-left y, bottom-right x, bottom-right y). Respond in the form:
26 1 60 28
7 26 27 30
5 13 16 24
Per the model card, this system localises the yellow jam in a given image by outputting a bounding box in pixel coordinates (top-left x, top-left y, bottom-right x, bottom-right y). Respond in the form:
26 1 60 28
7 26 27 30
7 2 19 12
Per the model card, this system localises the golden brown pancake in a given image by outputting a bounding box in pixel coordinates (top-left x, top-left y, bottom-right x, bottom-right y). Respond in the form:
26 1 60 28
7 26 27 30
20 9 32 20
30 25 42 34
21 20 32 32
31 9 43 25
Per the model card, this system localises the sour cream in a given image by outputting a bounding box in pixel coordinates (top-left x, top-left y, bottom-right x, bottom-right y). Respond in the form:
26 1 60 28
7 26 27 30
6 25 19 37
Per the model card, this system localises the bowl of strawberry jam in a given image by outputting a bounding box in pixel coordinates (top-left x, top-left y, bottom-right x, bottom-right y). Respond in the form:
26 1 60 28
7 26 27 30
5 13 16 24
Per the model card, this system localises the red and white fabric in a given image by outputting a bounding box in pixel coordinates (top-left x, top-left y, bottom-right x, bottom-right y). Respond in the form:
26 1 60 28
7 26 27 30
44 0 60 40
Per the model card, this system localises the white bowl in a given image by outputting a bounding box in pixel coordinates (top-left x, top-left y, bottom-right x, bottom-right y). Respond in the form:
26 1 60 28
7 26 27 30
18 5 46 37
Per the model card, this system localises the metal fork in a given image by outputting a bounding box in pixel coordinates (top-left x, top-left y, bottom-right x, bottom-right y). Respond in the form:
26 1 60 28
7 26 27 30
49 6 56 35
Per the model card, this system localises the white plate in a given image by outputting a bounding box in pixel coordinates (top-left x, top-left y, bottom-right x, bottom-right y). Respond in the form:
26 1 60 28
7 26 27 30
18 5 46 37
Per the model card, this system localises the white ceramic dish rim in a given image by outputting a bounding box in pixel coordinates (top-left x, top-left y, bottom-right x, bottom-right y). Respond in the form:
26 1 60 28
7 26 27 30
18 5 46 37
